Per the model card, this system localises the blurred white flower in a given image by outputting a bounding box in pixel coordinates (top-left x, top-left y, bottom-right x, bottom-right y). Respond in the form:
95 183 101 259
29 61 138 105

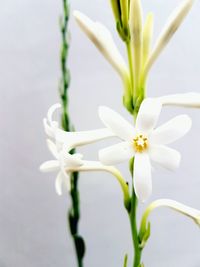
40 139 84 195
73 10 129 81
43 103 114 151
41 103 115 195
40 140 130 203
98 99 192 201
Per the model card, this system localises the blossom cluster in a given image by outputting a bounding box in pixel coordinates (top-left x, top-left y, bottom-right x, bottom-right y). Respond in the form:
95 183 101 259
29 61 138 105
41 96 195 202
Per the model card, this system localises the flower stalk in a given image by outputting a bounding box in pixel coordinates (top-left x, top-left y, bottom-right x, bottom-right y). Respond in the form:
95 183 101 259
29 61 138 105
37 0 200 266
59 1 85 266
128 159 142 267
139 199 200 250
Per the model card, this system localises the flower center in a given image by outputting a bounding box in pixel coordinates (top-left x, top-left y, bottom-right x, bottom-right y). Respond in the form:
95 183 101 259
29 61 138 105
133 134 148 153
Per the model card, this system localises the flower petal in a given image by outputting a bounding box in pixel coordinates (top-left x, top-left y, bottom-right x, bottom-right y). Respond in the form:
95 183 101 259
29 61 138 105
99 142 134 165
134 153 152 202
43 118 54 138
47 103 61 125
73 10 129 79
55 171 70 195
61 150 84 169
149 145 181 170
150 115 192 145
98 106 135 141
158 92 200 108
46 139 59 159
55 127 114 150
136 98 162 134
40 160 60 172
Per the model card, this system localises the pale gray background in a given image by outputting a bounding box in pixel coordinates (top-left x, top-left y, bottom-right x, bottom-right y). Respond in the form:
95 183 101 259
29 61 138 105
1 0 200 266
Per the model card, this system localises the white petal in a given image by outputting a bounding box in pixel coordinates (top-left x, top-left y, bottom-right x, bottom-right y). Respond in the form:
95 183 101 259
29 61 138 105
61 150 84 169
40 160 60 172
99 142 134 165
73 10 128 79
158 92 200 108
55 127 114 150
145 0 194 74
43 118 54 138
134 153 152 202
150 115 192 145
149 145 181 170
55 171 70 195
98 106 135 141
136 98 162 134
47 103 61 125
46 139 59 159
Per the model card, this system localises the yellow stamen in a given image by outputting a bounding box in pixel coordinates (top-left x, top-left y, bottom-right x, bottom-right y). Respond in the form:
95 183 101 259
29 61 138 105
133 134 148 153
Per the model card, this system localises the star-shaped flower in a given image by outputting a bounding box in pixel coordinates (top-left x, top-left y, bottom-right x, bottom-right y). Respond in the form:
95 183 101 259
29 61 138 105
98 99 192 201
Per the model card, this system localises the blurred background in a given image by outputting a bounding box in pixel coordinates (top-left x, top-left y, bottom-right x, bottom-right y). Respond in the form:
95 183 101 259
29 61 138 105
0 0 200 266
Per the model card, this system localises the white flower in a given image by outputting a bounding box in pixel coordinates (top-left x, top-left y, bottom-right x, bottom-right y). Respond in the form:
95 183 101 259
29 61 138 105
40 103 116 195
43 103 114 151
40 140 130 205
40 139 84 195
73 10 129 81
98 99 192 201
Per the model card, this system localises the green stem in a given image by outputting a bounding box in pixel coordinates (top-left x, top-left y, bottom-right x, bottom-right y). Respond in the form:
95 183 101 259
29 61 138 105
128 159 142 267
59 0 85 266
129 189 142 267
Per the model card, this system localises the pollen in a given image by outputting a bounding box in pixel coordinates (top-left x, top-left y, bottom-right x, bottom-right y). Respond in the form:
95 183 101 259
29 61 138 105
133 134 148 153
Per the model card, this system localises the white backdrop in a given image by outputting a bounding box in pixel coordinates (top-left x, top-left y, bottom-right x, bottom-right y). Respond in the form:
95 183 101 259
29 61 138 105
1 0 200 266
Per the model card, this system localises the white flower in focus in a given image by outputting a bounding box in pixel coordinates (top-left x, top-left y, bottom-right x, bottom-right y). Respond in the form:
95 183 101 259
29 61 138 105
40 139 84 195
73 10 129 81
98 99 192 201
